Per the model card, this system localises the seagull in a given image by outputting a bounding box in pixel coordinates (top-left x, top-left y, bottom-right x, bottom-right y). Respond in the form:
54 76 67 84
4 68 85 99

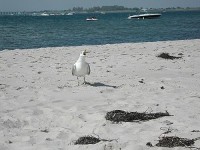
72 50 90 85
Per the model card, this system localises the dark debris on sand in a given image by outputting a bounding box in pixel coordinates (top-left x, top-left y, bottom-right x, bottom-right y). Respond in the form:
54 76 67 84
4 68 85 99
105 110 171 123
40 129 49 133
157 53 182 60
74 136 101 145
155 136 195 147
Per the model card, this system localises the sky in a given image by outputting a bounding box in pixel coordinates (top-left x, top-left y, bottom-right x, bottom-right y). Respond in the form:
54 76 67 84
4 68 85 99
1 0 200 12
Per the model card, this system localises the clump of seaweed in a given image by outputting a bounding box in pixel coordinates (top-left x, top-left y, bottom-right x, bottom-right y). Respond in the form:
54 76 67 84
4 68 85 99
74 135 118 145
74 136 101 145
155 136 194 147
105 110 171 123
157 53 182 60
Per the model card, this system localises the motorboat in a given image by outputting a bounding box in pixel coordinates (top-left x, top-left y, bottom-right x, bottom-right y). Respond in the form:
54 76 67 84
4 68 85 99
86 17 98 21
128 13 161 19
40 12 49 16
66 12 75 16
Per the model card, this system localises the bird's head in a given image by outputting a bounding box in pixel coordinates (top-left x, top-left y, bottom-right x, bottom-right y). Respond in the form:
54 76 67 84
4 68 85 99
81 50 89 56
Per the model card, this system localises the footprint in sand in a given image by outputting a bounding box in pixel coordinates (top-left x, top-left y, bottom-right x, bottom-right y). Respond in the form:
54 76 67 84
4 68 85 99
100 89 114 94
32 109 44 116
2 118 28 129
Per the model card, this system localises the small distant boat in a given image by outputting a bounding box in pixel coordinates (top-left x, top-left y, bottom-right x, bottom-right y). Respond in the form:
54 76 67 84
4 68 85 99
86 17 98 21
40 13 49 16
67 12 75 16
100 12 106 14
128 13 161 19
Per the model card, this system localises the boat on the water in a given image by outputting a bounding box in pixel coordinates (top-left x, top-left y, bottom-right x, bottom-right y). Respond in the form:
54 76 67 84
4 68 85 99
128 13 161 19
40 12 49 16
86 17 98 21
66 12 75 16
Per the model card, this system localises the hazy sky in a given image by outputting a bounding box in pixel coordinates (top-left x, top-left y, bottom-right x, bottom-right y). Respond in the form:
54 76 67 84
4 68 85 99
1 0 200 12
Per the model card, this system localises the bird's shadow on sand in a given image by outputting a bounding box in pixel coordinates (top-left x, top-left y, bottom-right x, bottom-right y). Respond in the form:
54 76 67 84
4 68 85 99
86 82 118 88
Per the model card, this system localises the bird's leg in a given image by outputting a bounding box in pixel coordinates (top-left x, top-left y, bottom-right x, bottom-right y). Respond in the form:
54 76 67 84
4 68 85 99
83 77 86 84
77 77 79 86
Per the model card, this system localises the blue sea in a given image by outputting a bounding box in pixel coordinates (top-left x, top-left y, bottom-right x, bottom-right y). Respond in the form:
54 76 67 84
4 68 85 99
0 11 200 51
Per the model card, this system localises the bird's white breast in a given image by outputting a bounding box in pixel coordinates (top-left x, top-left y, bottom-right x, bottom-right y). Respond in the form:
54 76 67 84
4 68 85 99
74 62 89 76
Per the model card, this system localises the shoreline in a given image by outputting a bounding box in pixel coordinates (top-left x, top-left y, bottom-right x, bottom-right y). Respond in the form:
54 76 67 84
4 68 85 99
1 38 200 52
1 39 200 149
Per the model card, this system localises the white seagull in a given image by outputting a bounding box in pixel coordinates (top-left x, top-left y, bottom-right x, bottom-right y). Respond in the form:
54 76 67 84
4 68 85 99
72 50 90 85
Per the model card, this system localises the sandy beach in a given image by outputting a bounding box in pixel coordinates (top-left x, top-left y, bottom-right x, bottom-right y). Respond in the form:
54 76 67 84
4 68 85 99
0 39 200 150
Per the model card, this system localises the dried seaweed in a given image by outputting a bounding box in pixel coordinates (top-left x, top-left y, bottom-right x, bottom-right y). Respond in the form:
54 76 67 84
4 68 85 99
74 135 118 145
155 136 194 147
40 129 49 133
157 53 182 60
105 110 171 123
191 130 200 132
74 136 101 145
146 142 153 147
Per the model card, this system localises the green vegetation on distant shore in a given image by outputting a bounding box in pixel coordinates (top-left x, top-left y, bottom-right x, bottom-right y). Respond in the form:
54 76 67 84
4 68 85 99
1 5 200 16
70 5 200 12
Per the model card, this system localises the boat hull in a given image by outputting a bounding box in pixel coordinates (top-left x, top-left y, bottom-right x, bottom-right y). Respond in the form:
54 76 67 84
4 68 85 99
86 18 98 21
128 13 161 19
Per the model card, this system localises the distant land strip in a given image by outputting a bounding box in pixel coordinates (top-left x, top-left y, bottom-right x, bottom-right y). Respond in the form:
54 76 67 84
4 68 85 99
0 6 200 16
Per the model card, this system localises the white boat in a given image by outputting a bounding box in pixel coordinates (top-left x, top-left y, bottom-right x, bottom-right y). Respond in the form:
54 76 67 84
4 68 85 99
67 12 75 16
128 13 161 19
86 17 98 21
40 12 49 16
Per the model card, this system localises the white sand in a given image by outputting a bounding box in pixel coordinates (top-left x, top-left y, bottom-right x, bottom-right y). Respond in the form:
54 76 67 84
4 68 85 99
0 39 200 150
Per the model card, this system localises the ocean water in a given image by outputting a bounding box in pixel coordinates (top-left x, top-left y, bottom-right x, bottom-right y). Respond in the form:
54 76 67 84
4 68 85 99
0 11 200 51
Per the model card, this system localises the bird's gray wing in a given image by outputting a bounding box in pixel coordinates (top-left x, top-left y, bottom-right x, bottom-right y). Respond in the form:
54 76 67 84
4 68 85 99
87 64 90 75
72 64 76 76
